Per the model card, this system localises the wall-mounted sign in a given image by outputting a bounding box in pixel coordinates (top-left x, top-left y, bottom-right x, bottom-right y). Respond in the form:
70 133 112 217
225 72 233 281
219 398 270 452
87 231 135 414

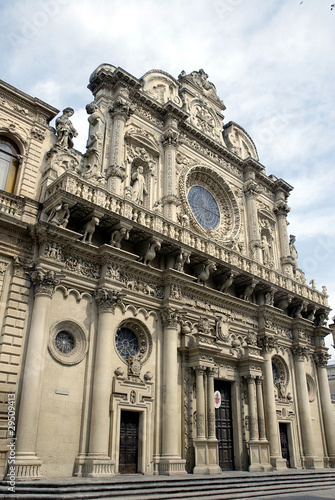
214 390 221 409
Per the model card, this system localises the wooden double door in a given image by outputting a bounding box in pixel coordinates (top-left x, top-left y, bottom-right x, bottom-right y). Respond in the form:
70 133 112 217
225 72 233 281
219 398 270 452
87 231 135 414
215 381 234 471
119 411 139 474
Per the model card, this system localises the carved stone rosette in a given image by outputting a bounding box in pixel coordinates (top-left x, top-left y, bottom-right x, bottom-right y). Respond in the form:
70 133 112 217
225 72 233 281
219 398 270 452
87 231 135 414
30 267 60 297
95 287 125 313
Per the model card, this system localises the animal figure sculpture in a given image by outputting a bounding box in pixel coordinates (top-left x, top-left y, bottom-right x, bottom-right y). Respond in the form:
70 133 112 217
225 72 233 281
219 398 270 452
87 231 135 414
80 217 99 244
139 241 161 266
219 271 236 293
240 281 257 301
196 262 216 285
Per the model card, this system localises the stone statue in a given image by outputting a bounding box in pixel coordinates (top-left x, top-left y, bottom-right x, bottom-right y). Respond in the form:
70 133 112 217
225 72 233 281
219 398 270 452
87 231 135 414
110 227 129 248
55 107 78 149
131 166 147 204
138 240 161 266
80 217 99 244
289 235 298 268
47 203 70 228
174 249 191 272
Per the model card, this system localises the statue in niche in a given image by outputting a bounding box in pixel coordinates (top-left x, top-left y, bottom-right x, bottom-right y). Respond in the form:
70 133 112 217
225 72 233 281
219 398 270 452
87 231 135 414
131 166 147 205
261 234 272 265
47 203 70 228
80 217 99 244
55 108 78 149
289 235 298 270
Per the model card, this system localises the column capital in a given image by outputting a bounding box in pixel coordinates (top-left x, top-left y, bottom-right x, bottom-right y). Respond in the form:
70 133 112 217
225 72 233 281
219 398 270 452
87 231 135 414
257 335 277 353
161 128 179 148
243 179 259 199
246 374 257 383
273 200 291 217
194 365 207 375
161 307 182 329
292 345 309 361
256 376 264 385
30 266 61 297
207 367 217 377
313 351 331 367
95 287 126 313
109 96 136 120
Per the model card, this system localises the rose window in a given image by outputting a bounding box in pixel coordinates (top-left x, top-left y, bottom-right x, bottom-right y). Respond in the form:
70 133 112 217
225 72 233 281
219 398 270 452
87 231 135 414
115 327 139 360
188 185 220 230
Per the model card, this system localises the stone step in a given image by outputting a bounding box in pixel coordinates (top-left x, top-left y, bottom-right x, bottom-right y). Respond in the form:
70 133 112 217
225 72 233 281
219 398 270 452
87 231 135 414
1 471 335 499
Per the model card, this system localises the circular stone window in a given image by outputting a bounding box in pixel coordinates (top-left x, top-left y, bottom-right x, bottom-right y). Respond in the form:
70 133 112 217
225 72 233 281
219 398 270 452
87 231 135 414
188 186 220 230
48 321 88 365
179 165 241 241
55 331 75 354
115 327 139 360
115 321 152 364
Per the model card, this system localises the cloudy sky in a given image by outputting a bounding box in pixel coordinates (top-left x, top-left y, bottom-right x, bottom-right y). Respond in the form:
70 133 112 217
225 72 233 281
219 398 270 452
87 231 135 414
1 0 334 356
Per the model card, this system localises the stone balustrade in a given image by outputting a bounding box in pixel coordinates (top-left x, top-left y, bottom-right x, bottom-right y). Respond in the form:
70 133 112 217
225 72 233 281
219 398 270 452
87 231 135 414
45 171 327 307
0 190 24 218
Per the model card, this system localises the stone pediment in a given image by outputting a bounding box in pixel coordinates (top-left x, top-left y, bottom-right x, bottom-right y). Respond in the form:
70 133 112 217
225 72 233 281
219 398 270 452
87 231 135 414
178 69 225 110
141 70 182 106
223 121 258 161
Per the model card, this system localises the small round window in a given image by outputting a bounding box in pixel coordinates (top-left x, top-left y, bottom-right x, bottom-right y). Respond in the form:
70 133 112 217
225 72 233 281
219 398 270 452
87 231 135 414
115 327 139 360
55 331 75 354
188 185 220 230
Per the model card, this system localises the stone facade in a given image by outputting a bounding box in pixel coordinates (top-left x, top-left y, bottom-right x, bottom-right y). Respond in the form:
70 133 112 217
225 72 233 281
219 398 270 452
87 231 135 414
0 66 334 480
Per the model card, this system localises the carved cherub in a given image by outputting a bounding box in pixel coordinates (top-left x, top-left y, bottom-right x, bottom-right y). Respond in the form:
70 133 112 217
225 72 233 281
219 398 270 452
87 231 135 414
80 217 99 244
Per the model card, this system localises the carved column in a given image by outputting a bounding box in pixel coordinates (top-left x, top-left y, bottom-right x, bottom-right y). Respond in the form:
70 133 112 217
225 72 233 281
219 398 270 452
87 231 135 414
206 368 221 474
15 268 60 478
107 88 134 194
243 173 261 262
256 377 266 441
161 122 180 222
313 352 335 467
247 376 259 441
292 346 320 468
159 308 186 475
83 288 124 476
273 197 292 276
258 336 287 469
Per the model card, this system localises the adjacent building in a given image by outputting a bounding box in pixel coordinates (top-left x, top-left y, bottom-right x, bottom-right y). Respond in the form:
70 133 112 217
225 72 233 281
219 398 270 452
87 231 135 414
0 65 334 480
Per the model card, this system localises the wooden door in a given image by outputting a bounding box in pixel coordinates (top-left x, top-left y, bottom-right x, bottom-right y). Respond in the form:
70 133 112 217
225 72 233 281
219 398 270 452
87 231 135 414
215 381 234 471
119 411 139 474
279 422 290 467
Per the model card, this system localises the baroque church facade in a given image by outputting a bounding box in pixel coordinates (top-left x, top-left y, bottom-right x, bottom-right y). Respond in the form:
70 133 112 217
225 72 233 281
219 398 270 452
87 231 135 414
0 65 334 480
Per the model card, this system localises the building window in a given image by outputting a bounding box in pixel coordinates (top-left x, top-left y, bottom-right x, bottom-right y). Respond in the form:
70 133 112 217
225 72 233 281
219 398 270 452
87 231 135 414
115 327 139 360
188 185 220 230
55 331 75 354
0 138 20 193
115 320 153 365
48 320 88 365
